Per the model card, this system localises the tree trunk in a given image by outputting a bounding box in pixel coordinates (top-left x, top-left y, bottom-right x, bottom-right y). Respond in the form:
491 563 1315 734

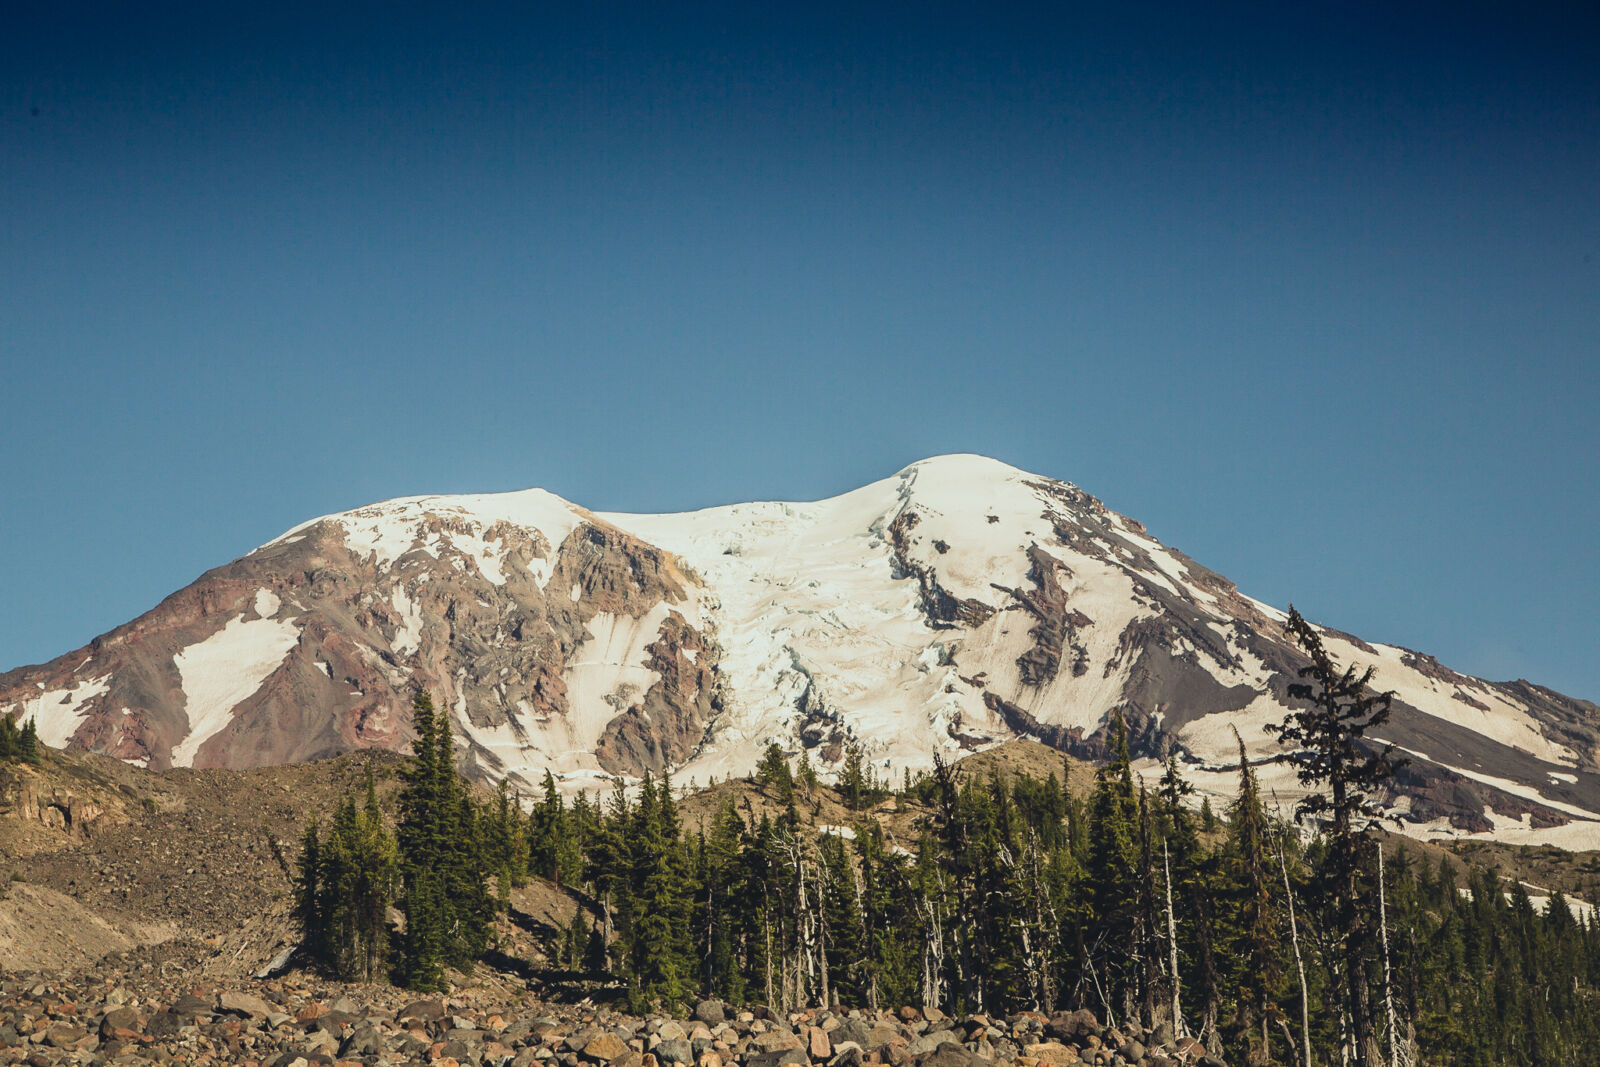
1163 841 1186 1039
1273 825 1312 1067
1377 840 1399 1067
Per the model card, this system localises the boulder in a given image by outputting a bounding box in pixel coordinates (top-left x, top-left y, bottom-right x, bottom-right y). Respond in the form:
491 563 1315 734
836 1019 871 1048
1045 1011 1100 1043
656 1037 694 1065
913 1042 975 1067
695 1001 728 1027
754 1029 804 1053
807 1025 832 1061
910 1030 958 1056
398 998 449 1023
585 1031 630 1061
341 1025 384 1056
746 1048 809 1067
99 1006 140 1036
1023 1041 1079 1065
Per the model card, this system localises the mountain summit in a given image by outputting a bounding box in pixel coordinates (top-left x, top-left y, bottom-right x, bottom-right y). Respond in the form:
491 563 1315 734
5 454 1597 846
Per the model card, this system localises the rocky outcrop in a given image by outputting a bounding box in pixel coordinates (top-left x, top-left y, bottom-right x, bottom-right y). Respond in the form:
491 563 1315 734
0 764 115 840
888 511 996 630
595 613 721 776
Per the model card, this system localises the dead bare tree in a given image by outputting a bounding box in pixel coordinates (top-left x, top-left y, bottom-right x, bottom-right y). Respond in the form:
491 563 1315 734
1163 840 1187 1038
1270 799 1314 1067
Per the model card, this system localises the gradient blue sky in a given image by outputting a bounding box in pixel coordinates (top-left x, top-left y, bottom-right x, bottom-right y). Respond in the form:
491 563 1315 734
3 2 1598 700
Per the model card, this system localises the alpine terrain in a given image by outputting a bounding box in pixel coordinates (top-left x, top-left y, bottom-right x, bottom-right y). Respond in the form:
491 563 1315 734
4 455 1596 848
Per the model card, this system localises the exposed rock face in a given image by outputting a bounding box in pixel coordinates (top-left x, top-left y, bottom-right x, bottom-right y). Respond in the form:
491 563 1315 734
0 491 718 792
4 456 1600 850
0 763 117 840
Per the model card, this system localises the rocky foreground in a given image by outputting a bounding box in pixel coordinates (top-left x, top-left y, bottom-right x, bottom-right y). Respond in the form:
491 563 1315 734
0 969 1222 1067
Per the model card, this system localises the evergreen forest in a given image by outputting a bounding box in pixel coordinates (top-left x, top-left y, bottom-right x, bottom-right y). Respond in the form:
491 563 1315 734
0 712 43 765
295 616 1600 1067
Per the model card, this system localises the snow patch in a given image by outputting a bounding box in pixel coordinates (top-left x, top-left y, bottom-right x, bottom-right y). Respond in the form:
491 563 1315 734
1319 633 1577 767
254 588 280 618
1384 743 1600 824
171 614 300 767
20 676 111 749
391 585 424 657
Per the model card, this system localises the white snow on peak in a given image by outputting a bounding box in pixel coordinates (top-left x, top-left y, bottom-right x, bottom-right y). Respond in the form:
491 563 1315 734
171 613 301 767
262 487 590 582
592 454 1120 781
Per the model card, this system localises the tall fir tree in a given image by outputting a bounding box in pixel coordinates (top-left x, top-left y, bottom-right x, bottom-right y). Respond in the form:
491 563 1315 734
1267 607 1404 1067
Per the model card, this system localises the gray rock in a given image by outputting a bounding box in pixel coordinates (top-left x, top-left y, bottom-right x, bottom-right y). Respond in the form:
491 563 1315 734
909 1031 957 1056
656 1038 694 1065
694 1001 727 1027
746 1048 810 1067
398 998 448 1023
217 991 272 1019
255 946 296 979
341 1025 383 1056
914 1042 976 1067
836 1019 870 1048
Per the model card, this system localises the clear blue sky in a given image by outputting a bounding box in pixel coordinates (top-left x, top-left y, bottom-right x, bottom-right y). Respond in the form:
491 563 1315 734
3 2 1597 701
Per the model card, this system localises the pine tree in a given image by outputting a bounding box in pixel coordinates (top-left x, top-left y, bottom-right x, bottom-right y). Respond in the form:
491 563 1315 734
18 717 42 764
293 767 398 982
1223 732 1280 1065
840 742 871 811
1267 607 1404 1067
1159 753 1222 1044
756 743 795 805
0 713 20 762
1088 711 1141 1024
395 690 491 988
295 817 325 961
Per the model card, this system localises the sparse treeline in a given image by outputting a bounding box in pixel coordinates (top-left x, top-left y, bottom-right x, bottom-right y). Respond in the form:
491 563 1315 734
295 659 1600 1065
0 712 43 765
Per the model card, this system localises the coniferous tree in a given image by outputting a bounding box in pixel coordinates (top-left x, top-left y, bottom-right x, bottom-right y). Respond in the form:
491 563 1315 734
294 817 325 959
0 713 20 762
1267 606 1404 1067
840 742 871 811
293 768 398 982
18 717 41 764
1087 711 1141 1023
1223 733 1280 1065
395 691 492 989
756 743 795 805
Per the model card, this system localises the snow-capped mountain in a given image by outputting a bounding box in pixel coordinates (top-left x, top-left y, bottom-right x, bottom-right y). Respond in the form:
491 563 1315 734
4 455 1598 847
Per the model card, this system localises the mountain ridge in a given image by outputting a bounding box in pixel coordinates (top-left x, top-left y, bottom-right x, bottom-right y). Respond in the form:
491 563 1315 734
4 454 1597 849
